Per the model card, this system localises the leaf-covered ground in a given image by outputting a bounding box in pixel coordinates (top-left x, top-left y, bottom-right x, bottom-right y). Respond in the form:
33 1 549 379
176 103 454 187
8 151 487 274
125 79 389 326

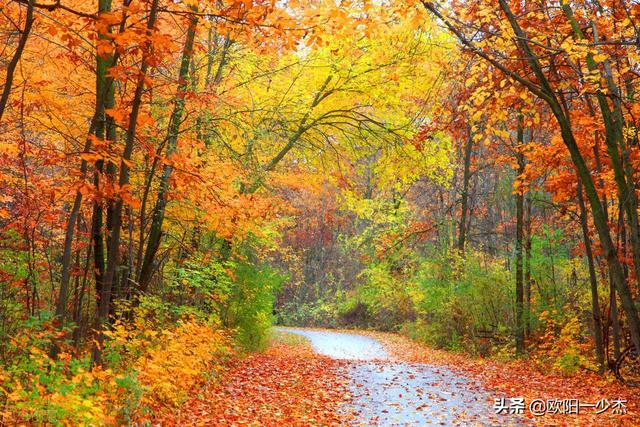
168 329 638 426
278 327 524 426
364 331 639 426
162 332 349 426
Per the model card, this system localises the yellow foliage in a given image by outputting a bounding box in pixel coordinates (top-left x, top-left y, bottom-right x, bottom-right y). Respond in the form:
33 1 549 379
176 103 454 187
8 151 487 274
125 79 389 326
534 311 591 376
138 321 232 406
0 351 122 426
1 316 233 425
107 318 234 409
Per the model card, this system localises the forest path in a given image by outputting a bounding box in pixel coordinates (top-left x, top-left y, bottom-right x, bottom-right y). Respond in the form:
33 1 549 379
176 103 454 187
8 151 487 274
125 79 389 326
277 327 525 426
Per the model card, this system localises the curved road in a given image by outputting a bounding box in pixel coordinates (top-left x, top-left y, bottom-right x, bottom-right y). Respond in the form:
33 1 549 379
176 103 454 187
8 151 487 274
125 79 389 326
278 327 527 426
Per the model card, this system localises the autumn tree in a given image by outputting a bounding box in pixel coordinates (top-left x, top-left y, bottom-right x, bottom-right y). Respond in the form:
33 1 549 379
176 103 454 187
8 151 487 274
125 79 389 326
420 0 640 353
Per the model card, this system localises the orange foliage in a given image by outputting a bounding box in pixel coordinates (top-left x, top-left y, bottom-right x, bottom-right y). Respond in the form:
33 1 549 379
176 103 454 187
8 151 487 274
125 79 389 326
107 319 234 411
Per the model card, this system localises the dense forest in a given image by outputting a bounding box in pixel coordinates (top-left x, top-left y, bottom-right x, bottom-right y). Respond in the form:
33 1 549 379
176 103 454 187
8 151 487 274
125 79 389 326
0 0 639 424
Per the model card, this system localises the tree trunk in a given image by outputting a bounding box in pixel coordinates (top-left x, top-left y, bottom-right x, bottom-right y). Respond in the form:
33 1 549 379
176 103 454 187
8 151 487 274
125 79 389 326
90 56 116 305
0 0 35 124
524 193 532 338
91 0 159 364
515 119 525 355
56 0 115 325
577 177 605 372
611 280 622 361
138 11 199 293
458 129 473 253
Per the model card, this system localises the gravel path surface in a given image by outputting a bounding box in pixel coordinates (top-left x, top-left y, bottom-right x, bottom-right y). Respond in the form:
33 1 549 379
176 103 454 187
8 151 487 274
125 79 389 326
278 327 527 426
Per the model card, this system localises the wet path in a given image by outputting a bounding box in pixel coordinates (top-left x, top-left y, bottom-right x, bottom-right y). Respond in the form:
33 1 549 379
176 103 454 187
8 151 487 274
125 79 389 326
277 328 389 360
278 328 527 426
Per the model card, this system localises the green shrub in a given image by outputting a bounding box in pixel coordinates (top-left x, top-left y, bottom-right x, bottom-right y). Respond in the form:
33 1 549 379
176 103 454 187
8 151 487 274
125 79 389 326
160 235 286 352
337 298 371 327
1 314 143 425
277 299 339 328
227 259 286 350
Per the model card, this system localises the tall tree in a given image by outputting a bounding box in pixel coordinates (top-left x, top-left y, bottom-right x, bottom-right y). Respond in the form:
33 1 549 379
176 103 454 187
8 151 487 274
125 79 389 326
92 0 160 364
514 117 525 355
137 10 198 293
421 0 640 353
